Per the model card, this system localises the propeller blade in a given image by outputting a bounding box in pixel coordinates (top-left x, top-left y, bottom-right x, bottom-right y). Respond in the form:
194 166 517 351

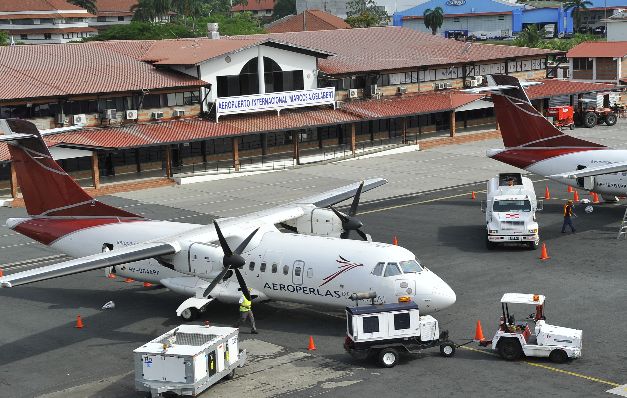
234 268 252 301
234 227 260 255
213 220 233 257
202 266 231 297
279 222 298 233
330 206 348 223
356 229 368 241
349 181 364 217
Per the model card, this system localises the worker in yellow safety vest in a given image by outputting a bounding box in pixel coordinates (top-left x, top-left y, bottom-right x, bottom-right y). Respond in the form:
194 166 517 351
561 200 576 233
235 290 258 334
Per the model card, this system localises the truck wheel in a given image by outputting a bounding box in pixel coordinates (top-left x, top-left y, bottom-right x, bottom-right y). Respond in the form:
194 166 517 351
549 349 568 364
378 348 399 368
225 369 236 380
528 240 539 250
605 113 617 126
497 339 522 361
180 307 199 322
486 234 495 250
569 124 575 130
440 342 456 357
583 111 597 128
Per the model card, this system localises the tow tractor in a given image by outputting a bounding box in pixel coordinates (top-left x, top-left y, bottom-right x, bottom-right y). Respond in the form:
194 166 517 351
480 293 582 363
343 293 456 368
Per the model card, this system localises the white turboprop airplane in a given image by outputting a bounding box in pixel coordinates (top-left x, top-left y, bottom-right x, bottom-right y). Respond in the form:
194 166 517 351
0 119 456 321
474 75 627 202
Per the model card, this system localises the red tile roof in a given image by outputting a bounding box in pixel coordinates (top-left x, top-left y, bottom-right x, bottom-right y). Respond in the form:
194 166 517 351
94 0 137 15
230 27 560 75
566 41 627 58
266 9 351 33
0 0 85 12
525 79 617 99
140 38 265 65
0 13 93 19
231 0 276 12
0 42 207 102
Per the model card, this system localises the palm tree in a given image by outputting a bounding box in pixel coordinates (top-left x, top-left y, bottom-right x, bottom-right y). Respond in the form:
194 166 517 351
563 0 593 32
423 7 444 35
68 0 97 15
132 0 173 22
515 24 545 47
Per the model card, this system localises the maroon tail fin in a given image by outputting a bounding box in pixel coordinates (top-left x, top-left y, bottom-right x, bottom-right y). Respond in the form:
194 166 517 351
1 119 139 218
487 75 604 149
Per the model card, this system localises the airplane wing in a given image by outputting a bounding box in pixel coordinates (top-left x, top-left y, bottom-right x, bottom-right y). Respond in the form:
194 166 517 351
293 178 387 208
550 162 627 179
0 242 178 287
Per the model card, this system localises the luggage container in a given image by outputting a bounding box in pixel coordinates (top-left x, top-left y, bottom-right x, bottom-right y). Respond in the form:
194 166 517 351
134 324 246 397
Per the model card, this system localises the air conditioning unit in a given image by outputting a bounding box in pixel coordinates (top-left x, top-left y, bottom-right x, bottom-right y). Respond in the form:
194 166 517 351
56 113 66 125
445 82 453 89
173 108 185 117
126 109 138 120
474 75 484 85
72 114 87 126
370 84 378 96
152 111 164 120
398 86 407 95
465 80 479 88
434 83 446 90
102 109 117 120
348 89 358 99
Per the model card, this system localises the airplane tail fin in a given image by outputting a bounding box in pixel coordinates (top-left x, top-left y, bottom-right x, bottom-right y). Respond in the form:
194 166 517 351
1 119 139 218
487 75 604 149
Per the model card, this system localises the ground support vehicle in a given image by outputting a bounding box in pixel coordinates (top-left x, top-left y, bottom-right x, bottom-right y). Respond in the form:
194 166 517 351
480 294 582 363
343 301 456 368
134 324 246 397
574 99 618 128
547 106 575 130
482 173 541 250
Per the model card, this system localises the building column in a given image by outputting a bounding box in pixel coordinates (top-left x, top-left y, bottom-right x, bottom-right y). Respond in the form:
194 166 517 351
91 152 100 189
164 145 172 178
463 111 468 129
261 133 268 156
293 131 300 165
9 162 17 199
617 58 622 85
318 127 324 149
350 123 356 155
402 117 407 144
592 58 597 82
570 95 575 107
369 121 374 142
449 111 456 137
257 46 266 95
135 149 141 173
232 137 240 171
201 141 207 163
577 94 584 112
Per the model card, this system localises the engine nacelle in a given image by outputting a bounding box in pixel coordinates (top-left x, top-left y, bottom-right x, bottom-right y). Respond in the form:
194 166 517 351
294 208 343 237
188 242 225 279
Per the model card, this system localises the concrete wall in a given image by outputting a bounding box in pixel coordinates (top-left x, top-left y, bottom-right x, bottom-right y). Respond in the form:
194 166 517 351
607 21 627 41
403 14 513 37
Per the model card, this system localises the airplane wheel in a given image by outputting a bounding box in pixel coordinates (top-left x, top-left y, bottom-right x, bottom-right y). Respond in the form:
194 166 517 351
378 348 399 368
605 113 617 126
440 342 456 357
180 307 199 322
549 349 568 363
497 338 522 361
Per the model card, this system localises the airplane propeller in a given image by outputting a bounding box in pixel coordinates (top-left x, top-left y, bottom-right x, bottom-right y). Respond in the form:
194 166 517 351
202 220 259 301
329 181 368 241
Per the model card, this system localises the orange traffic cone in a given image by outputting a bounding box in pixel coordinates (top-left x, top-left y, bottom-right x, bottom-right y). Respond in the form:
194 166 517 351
540 243 550 261
544 186 551 200
143 282 152 288
568 185 573 193
592 192 600 204
471 191 476 200
573 190 580 202
124 278 134 283
307 336 317 351
392 236 398 246
75 315 84 329
474 320 485 341
107 273 116 279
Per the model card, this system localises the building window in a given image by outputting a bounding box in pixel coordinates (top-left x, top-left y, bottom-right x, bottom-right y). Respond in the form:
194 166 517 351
453 17 460 22
118 16 125 21
498 15 505 21
97 16 107 22
44 33 51 40
20 34 27 40
573 58 593 70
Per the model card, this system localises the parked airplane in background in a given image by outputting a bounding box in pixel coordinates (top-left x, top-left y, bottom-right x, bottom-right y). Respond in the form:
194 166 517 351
0 119 456 321
474 75 627 202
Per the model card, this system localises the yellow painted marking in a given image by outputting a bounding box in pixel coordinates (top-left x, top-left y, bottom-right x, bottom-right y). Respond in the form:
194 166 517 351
460 346 620 388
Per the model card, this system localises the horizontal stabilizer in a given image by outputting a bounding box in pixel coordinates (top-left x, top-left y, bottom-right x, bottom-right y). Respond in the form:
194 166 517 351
0 241 178 287
550 161 627 179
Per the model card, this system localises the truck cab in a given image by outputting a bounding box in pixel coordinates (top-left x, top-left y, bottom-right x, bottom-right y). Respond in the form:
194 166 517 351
482 173 541 250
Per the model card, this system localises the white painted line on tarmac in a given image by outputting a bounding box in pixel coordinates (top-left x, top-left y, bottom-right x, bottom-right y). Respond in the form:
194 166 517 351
0 242 36 250
608 384 627 396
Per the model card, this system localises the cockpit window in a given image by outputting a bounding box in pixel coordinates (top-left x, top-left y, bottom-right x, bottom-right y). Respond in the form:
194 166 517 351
384 262 402 277
372 262 384 276
399 259 423 273
493 200 531 212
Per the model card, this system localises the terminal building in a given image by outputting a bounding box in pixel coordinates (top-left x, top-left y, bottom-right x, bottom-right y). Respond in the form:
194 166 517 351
0 26 618 198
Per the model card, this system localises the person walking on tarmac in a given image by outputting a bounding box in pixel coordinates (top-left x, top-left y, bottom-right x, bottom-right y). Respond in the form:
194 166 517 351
236 289 258 334
562 199 577 233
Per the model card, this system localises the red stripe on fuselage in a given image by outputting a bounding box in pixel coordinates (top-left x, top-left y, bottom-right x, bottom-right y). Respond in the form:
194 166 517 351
13 218 143 245
490 147 604 169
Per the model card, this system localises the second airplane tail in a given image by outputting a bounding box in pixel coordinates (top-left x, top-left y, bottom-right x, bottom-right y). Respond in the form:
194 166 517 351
0 119 139 218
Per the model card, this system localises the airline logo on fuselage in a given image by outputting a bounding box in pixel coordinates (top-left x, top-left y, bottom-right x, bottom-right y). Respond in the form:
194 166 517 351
320 256 364 287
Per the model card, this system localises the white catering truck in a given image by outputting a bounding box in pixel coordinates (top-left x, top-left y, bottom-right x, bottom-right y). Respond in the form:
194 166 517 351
482 173 542 250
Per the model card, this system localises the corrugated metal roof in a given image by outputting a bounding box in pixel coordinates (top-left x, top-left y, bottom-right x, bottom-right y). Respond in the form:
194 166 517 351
566 41 627 58
0 0 85 12
526 79 616 99
266 10 351 33
231 0 275 12
141 38 265 65
95 0 137 13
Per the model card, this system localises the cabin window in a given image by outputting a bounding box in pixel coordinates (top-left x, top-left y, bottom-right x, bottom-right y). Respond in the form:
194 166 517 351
283 265 289 275
306 268 313 278
394 312 411 330
372 262 385 276
363 316 380 333
272 263 277 273
294 266 301 277
384 262 402 277
249 262 255 271
260 262 266 272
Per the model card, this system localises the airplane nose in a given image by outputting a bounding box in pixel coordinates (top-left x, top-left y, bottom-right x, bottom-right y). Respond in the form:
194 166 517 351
433 278 456 311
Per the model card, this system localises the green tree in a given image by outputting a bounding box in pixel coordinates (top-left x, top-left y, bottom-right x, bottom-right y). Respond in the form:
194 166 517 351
132 0 173 22
0 31 8 46
346 0 388 27
563 0 593 32
423 7 444 35
272 0 296 21
68 0 97 15
513 25 546 47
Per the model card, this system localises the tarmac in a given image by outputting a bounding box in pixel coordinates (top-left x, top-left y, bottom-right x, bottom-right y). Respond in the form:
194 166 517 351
0 122 626 397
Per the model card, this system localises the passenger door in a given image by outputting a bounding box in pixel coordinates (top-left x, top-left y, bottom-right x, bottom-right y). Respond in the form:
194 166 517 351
292 260 304 285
